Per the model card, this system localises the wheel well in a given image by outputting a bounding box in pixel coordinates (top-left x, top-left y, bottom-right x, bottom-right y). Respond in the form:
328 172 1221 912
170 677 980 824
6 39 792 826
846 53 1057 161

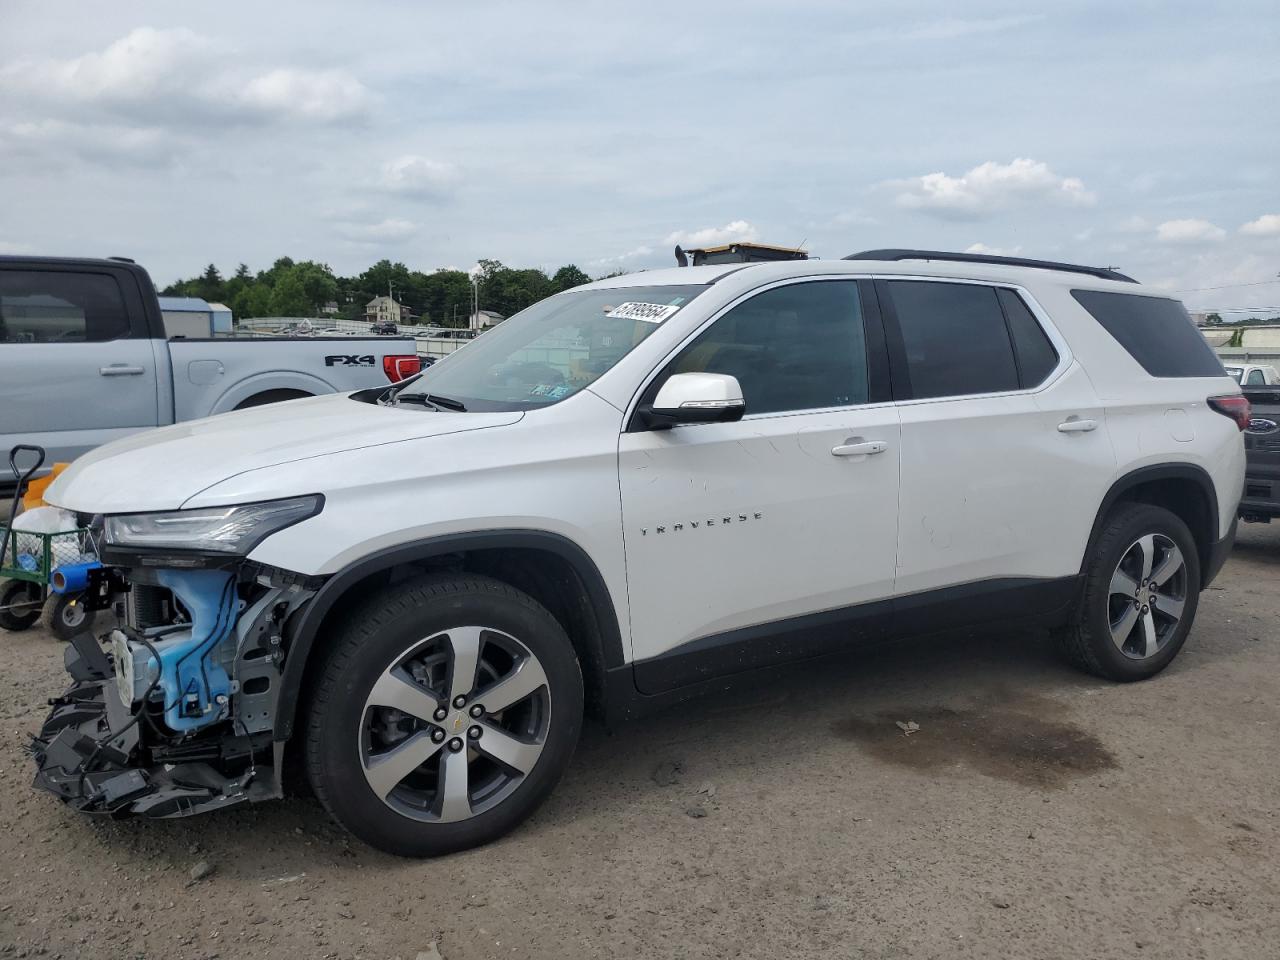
234 388 312 410
1102 475 1216 584
289 546 612 736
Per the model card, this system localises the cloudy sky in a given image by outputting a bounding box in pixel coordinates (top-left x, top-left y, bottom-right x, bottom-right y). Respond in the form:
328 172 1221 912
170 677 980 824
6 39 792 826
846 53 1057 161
1 0 1278 312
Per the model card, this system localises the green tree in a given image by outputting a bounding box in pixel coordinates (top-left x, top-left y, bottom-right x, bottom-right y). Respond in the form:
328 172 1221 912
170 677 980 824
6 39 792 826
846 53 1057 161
552 265 591 292
268 271 313 316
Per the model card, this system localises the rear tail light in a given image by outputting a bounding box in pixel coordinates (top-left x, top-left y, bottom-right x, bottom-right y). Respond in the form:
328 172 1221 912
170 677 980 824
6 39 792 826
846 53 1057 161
1207 394 1251 431
383 354 422 382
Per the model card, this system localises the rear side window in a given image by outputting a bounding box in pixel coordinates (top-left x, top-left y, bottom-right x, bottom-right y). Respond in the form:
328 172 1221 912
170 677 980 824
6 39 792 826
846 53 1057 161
888 280 1018 399
1071 290 1225 378
1246 369 1266 385
997 289 1059 387
0 270 131 344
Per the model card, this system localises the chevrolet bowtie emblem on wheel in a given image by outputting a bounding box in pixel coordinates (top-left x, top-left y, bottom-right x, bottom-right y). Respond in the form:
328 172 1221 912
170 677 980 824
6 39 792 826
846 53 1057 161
454 716 464 731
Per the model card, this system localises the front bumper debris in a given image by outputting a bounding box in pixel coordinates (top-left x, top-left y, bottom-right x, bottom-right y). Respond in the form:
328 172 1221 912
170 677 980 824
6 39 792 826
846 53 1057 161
29 634 269 818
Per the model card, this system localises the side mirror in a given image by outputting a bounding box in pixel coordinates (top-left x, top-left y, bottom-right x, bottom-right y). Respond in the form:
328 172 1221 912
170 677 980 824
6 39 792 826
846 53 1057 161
639 372 746 430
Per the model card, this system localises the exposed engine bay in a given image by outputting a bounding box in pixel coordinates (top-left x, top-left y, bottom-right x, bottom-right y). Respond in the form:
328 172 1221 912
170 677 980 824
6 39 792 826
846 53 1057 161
30 556 316 818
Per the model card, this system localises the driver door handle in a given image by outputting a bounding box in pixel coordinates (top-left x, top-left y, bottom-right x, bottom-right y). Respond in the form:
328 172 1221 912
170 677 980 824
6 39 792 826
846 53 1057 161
100 364 145 376
1057 418 1098 433
831 439 888 457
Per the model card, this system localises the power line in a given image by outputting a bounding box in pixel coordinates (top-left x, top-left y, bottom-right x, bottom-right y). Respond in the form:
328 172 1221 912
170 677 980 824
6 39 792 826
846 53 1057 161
1175 278 1280 294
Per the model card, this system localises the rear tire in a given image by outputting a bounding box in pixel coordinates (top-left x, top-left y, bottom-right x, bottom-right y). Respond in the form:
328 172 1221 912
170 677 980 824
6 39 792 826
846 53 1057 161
233 389 311 410
0 580 42 631
1057 503 1200 681
304 574 583 857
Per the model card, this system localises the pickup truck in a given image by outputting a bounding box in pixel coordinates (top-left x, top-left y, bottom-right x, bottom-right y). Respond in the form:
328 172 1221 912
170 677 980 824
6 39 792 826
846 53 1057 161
1240 385 1280 522
0 256 422 490
1223 362 1280 386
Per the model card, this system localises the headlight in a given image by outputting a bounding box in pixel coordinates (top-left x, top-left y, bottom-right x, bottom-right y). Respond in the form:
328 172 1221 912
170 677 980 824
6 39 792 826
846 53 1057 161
104 496 323 555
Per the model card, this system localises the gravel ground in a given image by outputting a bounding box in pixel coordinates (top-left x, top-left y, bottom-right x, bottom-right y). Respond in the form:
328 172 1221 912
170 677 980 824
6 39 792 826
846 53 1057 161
0 524 1276 960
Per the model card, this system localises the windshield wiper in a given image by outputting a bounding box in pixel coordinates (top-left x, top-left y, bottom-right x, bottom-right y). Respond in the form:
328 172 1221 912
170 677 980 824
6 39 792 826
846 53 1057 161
393 392 467 412
422 393 467 411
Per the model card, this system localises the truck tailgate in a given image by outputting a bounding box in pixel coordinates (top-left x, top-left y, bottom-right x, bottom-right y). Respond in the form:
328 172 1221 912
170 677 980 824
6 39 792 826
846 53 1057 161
1241 386 1280 518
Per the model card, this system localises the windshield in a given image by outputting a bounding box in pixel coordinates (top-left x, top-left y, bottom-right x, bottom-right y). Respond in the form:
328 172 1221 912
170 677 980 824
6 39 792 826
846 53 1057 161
1225 367 1243 383
397 284 706 410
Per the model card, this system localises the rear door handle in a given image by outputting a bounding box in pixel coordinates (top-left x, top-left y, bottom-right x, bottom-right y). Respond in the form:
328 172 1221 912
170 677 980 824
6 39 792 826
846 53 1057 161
1057 418 1098 433
100 364 146 377
831 439 889 457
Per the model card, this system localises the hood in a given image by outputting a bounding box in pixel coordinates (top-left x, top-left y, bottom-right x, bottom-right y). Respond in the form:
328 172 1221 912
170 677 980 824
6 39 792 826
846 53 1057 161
47 392 523 513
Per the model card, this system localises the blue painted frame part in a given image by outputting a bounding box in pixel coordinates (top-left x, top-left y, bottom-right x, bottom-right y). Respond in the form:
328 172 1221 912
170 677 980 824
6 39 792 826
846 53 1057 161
151 568 238 732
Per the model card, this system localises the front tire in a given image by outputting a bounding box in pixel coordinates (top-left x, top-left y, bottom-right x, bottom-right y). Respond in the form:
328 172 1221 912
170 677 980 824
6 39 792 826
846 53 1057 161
43 592 97 641
304 575 583 857
1057 503 1200 681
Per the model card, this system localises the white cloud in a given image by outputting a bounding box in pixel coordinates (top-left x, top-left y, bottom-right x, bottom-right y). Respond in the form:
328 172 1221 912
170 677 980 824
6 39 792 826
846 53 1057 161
0 27 213 106
238 68 371 123
1155 218 1226 244
1240 214 1280 237
378 155 459 199
831 210 879 227
0 28 371 127
964 242 1023 256
901 15 1043 42
891 158 1095 220
1115 215 1150 234
664 220 759 247
589 244 655 267
335 218 418 243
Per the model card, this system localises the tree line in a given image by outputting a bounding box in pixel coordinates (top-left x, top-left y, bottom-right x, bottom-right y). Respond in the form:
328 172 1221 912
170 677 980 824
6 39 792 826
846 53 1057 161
161 257 598 326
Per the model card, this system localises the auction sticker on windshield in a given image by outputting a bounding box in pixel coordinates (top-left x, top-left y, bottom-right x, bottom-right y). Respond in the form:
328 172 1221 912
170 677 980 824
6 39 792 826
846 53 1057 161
605 302 681 324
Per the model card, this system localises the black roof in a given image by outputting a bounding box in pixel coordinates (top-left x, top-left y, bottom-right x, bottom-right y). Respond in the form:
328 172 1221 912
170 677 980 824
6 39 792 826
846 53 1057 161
843 249 1136 283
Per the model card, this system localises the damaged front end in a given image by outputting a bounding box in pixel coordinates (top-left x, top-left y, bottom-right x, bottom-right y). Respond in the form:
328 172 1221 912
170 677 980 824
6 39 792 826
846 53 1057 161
30 501 320 818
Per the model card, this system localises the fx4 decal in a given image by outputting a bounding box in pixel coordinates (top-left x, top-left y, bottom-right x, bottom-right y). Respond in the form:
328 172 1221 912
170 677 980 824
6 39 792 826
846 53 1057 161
325 354 375 367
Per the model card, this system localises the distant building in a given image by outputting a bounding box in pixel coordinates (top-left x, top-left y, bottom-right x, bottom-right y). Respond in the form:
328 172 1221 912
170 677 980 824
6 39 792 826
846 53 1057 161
158 296 233 337
365 295 411 324
320 301 340 316
469 309 505 331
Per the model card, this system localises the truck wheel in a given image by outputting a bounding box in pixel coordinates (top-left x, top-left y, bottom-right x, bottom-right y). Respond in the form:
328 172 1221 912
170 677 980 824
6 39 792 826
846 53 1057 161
42 592 97 641
234 389 311 410
305 574 583 857
0 580 42 631
1056 503 1200 681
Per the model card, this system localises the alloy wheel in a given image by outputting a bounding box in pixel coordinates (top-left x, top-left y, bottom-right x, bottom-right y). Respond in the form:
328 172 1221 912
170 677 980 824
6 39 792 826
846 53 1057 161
1107 534 1187 660
358 626 551 823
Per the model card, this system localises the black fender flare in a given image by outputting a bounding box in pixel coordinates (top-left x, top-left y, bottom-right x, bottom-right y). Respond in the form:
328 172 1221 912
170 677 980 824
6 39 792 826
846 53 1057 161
1080 463 1220 582
272 529 625 741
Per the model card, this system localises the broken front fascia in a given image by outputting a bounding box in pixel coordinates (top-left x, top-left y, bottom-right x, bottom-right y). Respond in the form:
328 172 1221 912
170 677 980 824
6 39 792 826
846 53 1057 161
29 562 316 818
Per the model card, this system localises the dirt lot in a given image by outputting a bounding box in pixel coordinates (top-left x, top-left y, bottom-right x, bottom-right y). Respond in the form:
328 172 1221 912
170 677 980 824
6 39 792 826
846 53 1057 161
1 526 1276 960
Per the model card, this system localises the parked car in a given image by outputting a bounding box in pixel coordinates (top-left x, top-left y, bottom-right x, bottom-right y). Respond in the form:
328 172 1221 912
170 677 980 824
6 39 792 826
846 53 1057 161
1239 384 1280 522
0 256 422 491
370 320 400 335
29 249 1244 857
1223 363 1280 386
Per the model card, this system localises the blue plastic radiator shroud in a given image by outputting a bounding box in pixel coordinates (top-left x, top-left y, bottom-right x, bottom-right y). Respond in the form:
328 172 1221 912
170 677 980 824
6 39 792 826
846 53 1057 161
149 568 238 733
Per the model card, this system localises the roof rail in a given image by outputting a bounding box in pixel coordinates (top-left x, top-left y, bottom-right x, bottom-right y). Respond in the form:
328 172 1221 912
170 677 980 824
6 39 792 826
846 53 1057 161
106 256 136 263
843 248 1136 283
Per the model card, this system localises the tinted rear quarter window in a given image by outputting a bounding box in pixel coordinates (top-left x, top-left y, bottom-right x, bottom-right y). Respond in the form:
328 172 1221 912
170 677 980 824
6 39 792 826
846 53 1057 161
1071 290 1225 377
888 280 1019 399
997 288 1059 387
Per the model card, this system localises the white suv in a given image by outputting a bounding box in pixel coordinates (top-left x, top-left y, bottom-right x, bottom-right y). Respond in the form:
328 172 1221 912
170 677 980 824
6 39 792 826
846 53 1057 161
30 249 1246 856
